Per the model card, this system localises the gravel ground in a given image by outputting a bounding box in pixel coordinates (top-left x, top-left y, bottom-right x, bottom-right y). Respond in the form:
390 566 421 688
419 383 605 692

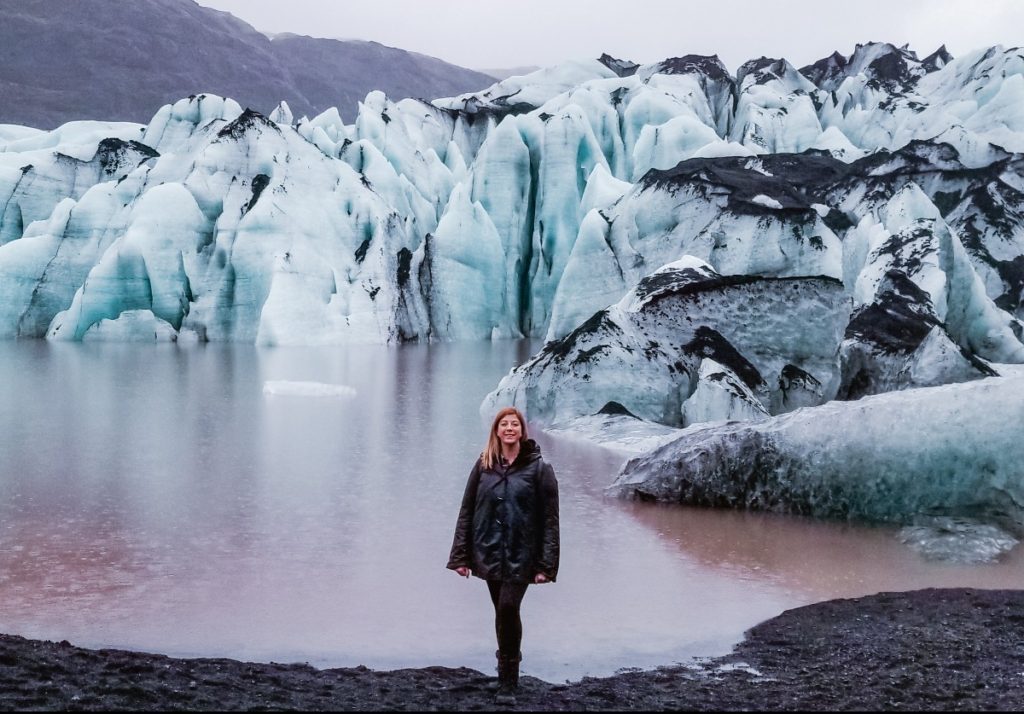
2 588 1023 711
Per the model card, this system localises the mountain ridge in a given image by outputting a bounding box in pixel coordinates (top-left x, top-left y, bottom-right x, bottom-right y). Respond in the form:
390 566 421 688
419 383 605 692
0 0 496 129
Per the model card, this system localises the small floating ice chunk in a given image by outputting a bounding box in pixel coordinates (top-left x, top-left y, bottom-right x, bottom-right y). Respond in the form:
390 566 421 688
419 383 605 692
708 662 767 678
262 380 357 398
898 517 1019 564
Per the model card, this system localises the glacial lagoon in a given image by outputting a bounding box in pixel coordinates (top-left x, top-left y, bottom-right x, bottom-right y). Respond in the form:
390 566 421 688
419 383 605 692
2 339 1024 683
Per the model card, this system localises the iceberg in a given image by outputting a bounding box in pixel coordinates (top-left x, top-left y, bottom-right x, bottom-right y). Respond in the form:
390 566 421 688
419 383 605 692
606 372 1024 530
898 516 1019 564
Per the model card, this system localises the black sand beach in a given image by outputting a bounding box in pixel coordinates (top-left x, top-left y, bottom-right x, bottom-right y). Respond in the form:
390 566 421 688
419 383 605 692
1 588 1022 711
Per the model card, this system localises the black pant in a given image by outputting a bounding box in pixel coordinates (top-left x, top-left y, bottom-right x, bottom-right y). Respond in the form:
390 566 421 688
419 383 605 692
487 580 530 658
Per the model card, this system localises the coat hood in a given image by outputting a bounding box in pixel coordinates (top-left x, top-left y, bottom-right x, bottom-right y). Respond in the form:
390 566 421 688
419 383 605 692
515 438 542 465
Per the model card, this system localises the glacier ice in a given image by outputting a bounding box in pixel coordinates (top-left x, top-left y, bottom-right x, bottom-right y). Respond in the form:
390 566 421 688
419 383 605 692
898 517 1019 564
544 405 683 457
426 182 516 341
682 358 771 427
47 183 205 340
0 42 1024 355
489 140 1024 431
483 257 851 427
730 57 823 155
839 270 996 399
80 309 179 342
606 371 1024 529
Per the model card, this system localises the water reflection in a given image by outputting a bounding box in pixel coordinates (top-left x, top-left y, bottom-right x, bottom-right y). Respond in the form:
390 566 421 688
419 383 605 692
1 340 1023 684
618 500 1024 598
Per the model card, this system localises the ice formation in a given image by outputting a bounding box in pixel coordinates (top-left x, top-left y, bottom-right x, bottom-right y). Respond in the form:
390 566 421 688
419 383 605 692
483 257 851 426
485 139 1024 428
0 42 1023 355
606 372 1024 529
898 517 1019 564
544 404 682 457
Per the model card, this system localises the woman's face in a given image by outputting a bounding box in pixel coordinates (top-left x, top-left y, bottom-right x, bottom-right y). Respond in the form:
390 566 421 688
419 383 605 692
496 415 522 446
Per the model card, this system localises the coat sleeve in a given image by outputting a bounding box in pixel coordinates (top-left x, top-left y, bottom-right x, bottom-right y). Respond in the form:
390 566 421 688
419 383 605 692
446 460 481 571
536 461 560 581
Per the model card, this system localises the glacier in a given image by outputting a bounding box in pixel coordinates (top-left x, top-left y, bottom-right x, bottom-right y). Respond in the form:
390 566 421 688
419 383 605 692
1 42 1024 351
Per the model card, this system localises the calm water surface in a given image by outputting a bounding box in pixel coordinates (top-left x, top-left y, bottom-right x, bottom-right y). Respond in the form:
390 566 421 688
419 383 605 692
2 340 1024 682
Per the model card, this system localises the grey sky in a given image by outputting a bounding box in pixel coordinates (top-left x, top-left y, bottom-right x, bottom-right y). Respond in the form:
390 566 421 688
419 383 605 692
199 0 1022 73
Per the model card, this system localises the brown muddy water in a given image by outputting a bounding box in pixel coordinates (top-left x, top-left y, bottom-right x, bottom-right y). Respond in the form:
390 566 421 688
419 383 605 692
1 339 1023 683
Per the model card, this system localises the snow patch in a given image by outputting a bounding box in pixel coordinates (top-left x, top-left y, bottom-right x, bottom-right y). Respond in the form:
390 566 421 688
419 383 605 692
750 194 783 210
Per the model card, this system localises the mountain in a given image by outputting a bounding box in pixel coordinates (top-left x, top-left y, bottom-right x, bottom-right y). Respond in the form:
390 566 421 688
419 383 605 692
0 0 495 129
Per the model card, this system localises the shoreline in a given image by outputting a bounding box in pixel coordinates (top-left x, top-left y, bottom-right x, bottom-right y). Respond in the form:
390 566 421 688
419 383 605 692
1 587 1021 711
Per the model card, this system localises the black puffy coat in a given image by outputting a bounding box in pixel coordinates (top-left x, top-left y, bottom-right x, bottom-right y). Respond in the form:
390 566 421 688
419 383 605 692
447 439 560 583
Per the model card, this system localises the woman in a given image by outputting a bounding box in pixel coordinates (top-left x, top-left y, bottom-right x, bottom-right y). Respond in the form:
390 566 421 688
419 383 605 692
447 406 560 704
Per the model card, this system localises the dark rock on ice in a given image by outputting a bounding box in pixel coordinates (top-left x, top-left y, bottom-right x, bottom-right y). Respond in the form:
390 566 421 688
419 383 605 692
799 51 849 90
216 108 281 141
921 44 954 72
649 55 732 83
774 363 824 413
640 155 831 215
95 138 160 178
597 53 639 78
683 326 765 393
242 174 271 216
845 271 950 354
597 401 639 418
839 271 996 399
736 57 793 87
850 139 970 176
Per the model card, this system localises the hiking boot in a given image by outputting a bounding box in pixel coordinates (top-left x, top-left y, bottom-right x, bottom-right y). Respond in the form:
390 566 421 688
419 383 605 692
494 650 521 705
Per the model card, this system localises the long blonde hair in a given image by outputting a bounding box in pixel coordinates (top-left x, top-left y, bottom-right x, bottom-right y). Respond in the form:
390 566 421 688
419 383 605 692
481 407 528 469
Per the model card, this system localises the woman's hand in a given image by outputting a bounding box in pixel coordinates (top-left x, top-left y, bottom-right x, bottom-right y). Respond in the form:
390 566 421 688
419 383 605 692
455 567 471 578
534 573 548 584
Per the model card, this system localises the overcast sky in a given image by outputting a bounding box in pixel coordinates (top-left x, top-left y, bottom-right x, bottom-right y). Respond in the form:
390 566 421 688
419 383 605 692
198 0 1022 73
